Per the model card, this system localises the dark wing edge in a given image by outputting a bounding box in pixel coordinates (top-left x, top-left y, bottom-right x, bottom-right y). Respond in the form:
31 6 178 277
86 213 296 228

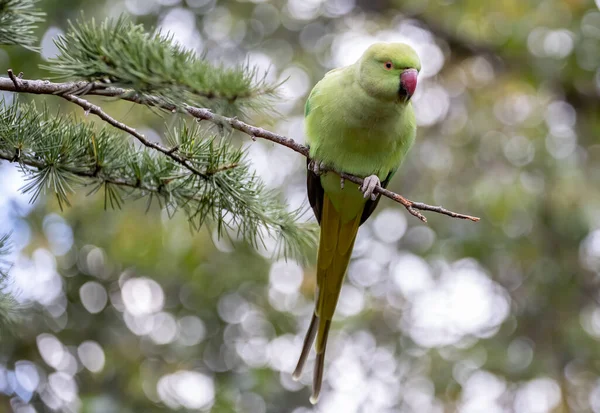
307 160 393 226
306 158 324 225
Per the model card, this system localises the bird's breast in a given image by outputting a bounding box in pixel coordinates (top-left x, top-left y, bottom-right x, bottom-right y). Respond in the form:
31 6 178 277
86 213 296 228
305 76 414 178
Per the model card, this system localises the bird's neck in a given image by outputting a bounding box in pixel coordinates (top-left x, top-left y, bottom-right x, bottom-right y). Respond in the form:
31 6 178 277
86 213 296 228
344 87 408 126
342 65 407 119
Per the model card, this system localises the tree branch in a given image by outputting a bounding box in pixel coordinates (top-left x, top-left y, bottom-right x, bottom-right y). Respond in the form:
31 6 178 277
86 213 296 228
0 75 480 223
0 148 160 193
59 93 211 178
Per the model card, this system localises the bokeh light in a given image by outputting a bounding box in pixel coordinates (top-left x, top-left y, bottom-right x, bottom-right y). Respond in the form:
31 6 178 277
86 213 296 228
2 0 600 411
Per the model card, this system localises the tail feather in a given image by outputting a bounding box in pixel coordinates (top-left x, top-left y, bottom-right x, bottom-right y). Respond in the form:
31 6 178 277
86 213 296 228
293 193 363 402
315 196 362 354
310 320 331 404
292 313 318 381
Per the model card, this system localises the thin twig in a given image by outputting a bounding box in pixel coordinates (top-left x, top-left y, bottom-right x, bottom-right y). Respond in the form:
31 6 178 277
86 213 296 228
57 93 209 179
0 149 157 192
166 144 179 154
0 76 480 223
0 76 212 180
7 69 19 90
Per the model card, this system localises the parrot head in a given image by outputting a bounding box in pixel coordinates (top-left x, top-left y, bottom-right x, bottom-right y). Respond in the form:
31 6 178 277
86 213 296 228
356 42 421 103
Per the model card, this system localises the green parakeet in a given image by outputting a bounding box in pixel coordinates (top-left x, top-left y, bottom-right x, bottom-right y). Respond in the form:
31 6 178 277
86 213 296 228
292 42 421 403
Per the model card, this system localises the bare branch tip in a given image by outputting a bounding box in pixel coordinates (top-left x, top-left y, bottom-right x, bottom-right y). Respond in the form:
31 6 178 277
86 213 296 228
7 69 20 90
408 206 427 223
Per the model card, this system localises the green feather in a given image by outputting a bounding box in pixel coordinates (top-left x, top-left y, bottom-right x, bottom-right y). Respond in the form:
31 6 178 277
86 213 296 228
294 42 421 404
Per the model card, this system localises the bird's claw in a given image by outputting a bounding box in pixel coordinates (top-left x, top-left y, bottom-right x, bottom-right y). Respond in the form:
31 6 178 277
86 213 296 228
360 175 381 201
308 159 327 176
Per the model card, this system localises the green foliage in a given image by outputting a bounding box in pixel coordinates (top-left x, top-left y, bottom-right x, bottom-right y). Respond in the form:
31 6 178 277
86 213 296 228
0 0 44 49
43 16 279 116
0 100 317 260
0 233 10 280
0 233 19 337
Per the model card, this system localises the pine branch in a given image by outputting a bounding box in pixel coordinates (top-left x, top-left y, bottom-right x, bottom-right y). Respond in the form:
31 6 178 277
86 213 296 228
0 233 10 280
41 17 279 116
58 90 210 179
0 99 318 259
0 233 20 336
0 0 44 50
0 76 480 223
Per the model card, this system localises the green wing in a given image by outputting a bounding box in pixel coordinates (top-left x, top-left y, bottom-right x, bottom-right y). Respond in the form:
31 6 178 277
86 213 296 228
304 67 345 119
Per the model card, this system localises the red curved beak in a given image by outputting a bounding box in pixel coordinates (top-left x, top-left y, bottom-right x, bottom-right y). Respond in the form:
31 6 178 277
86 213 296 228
400 69 418 99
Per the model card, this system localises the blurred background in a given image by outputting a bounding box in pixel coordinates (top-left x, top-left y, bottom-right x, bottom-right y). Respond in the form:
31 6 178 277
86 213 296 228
2 0 600 411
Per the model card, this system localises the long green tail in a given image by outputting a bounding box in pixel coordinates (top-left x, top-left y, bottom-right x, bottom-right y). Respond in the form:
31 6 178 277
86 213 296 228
292 194 362 404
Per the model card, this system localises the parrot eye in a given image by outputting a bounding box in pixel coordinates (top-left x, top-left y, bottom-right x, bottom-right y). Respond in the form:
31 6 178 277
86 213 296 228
384 61 393 70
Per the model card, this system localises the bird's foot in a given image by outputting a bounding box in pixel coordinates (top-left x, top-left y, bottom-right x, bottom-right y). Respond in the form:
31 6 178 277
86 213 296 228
360 175 381 201
308 159 327 176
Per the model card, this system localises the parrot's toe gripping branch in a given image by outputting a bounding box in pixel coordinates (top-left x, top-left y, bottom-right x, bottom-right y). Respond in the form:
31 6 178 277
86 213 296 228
308 159 327 176
360 175 381 201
